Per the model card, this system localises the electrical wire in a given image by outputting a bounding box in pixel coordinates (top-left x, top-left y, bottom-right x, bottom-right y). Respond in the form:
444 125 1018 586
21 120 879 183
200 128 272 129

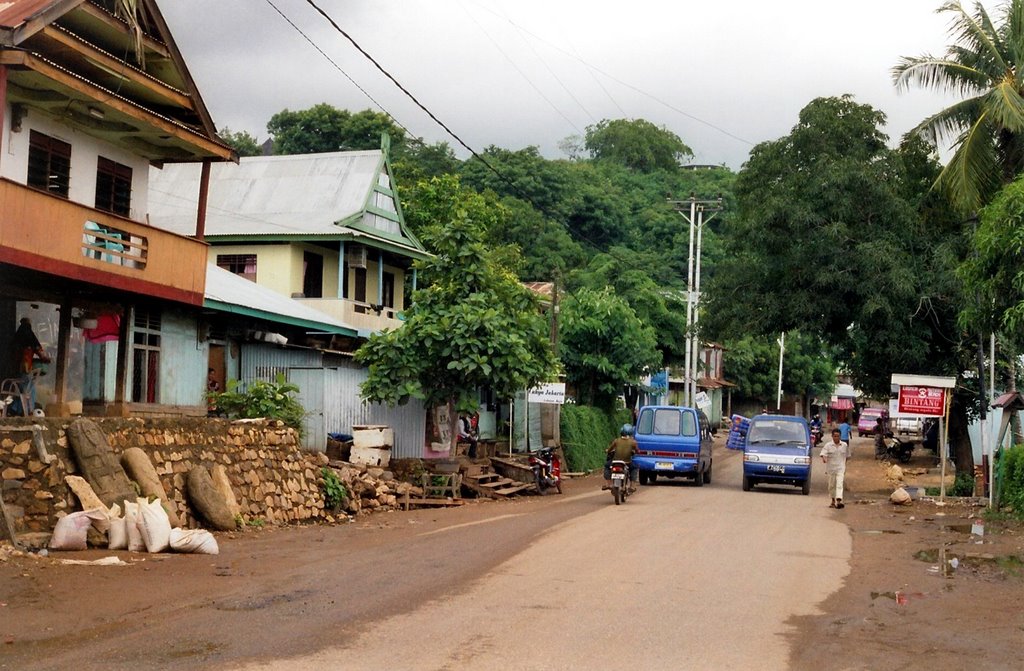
466 1 754 147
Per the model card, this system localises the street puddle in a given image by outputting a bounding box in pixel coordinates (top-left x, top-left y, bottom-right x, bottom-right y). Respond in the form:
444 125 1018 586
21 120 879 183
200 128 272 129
858 529 903 535
914 548 1024 576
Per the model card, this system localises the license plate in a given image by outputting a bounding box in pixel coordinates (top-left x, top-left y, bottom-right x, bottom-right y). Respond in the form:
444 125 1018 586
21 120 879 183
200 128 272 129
655 462 674 470
611 473 625 480
767 464 786 474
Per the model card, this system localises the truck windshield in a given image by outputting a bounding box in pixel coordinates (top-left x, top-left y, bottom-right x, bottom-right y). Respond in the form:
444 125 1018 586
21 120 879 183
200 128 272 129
748 420 806 444
637 408 697 437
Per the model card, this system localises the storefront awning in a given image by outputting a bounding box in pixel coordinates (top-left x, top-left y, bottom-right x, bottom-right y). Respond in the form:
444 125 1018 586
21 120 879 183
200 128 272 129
831 398 854 410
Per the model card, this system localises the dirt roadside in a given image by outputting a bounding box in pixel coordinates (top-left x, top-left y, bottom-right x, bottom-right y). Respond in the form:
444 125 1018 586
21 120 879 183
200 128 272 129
789 436 1024 671
2 436 1023 669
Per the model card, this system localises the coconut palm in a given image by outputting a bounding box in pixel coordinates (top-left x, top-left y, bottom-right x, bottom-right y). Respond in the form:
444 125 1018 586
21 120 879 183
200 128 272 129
893 0 1024 213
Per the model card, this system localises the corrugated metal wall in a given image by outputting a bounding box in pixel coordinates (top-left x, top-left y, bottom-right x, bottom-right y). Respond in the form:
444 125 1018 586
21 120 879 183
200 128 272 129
239 344 425 457
324 360 426 459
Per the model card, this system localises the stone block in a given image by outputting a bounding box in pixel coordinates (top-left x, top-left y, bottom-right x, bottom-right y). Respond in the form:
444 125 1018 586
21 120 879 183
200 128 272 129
2 468 26 480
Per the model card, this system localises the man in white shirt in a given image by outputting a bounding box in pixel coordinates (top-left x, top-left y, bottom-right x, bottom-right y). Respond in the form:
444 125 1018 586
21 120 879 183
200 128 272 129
820 428 850 509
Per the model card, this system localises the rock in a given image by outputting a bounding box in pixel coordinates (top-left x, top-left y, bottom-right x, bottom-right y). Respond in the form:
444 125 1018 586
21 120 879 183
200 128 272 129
887 464 904 482
64 475 110 513
210 465 242 520
33 491 53 500
66 418 135 511
13 442 31 455
1 468 26 480
890 487 913 505
121 448 181 528
186 467 237 531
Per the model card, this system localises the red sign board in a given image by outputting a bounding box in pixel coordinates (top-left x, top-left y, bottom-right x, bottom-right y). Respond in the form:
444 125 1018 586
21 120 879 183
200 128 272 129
898 386 946 416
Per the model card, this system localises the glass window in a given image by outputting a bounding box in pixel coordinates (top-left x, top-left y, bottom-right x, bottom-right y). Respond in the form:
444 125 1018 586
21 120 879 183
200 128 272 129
131 308 161 404
27 130 71 197
216 254 257 282
637 409 697 436
95 156 132 216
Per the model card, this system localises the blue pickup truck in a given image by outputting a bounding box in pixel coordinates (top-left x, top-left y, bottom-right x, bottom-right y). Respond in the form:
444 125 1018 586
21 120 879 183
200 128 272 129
741 414 812 495
633 405 714 486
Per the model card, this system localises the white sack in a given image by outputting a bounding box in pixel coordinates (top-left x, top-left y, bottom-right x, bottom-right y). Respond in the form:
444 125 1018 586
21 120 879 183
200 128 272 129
137 497 171 553
124 501 145 553
108 516 128 550
49 509 107 551
168 528 219 555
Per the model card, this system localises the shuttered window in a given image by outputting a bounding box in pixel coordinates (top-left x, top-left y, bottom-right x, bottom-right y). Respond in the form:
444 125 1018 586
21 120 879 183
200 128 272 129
95 157 132 216
27 130 71 198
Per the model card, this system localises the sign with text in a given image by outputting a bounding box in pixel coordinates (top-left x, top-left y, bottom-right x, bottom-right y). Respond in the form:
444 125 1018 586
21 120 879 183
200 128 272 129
528 382 566 405
897 386 946 416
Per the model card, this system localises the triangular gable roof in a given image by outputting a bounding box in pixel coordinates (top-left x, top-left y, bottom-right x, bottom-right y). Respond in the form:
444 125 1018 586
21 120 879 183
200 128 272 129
0 0 233 162
204 264 357 337
148 149 428 258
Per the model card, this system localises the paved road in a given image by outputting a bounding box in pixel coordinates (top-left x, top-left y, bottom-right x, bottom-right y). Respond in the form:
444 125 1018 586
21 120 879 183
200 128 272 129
235 449 851 671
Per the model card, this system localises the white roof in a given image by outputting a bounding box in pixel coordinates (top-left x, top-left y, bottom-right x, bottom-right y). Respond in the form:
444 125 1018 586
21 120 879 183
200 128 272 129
891 374 957 389
204 264 354 334
148 151 384 236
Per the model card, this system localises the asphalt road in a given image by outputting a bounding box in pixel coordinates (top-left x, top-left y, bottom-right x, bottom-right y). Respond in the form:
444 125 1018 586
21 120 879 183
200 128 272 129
231 448 852 671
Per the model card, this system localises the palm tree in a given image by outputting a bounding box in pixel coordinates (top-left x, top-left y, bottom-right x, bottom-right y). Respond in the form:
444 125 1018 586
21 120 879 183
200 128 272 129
893 0 1024 213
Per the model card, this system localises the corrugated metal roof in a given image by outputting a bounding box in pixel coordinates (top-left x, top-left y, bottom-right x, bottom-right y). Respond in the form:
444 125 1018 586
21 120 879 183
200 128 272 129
148 151 384 237
204 264 356 336
0 0 58 29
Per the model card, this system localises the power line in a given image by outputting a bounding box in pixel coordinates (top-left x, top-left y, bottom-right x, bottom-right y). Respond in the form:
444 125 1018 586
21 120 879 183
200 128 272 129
456 0 585 135
263 0 416 140
467 1 754 147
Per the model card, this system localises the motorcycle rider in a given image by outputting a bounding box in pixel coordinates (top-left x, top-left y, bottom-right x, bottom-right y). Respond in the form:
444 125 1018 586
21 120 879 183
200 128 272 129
810 414 823 444
603 424 638 492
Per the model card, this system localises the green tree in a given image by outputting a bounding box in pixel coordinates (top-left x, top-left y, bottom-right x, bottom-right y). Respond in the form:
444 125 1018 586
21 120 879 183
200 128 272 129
584 118 693 172
704 96 975 472
392 140 459 183
267 105 406 155
559 287 661 408
893 0 1024 213
355 176 555 450
219 127 263 157
723 333 837 405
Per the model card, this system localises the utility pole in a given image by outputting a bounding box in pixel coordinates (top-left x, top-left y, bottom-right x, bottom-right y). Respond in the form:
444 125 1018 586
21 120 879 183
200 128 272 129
550 271 560 358
671 195 724 408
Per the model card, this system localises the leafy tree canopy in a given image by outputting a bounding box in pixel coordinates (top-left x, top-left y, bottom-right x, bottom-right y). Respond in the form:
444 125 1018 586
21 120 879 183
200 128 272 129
723 332 837 403
219 127 262 157
355 175 556 441
267 105 406 155
584 118 693 172
893 0 1024 214
559 286 661 408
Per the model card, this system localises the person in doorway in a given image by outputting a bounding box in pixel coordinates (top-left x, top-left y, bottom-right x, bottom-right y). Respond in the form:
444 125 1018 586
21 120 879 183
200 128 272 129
457 414 478 458
12 318 50 415
838 416 852 443
603 424 638 492
206 368 220 416
820 428 850 509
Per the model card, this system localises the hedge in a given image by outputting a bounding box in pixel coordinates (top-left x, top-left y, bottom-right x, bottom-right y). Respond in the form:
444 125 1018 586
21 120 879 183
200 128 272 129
999 445 1024 514
561 404 632 472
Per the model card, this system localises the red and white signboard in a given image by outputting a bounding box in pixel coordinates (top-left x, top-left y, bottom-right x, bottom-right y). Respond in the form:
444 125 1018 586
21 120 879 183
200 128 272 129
897 386 945 416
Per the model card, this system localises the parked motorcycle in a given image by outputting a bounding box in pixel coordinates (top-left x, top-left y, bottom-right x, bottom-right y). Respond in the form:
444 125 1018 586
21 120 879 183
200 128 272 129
810 426 823 446
875 433 914 464
609 460 631 505
529 446 562 495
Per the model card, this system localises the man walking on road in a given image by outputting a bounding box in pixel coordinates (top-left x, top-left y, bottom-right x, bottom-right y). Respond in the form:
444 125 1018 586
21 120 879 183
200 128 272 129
820 428 850 509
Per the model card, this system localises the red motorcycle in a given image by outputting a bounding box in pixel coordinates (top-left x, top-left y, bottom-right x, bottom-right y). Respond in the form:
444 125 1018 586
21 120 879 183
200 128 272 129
529 446 562 495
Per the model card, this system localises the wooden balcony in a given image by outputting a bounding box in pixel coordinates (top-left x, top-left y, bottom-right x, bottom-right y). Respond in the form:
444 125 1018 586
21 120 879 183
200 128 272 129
0 178 207 305
295 297 404 334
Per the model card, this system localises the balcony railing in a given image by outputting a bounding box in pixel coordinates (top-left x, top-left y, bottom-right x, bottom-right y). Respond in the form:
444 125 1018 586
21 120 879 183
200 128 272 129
294 297 404 333
0 179 208 305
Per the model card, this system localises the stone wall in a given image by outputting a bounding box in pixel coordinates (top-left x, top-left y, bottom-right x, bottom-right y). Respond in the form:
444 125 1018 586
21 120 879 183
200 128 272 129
0 417 331 533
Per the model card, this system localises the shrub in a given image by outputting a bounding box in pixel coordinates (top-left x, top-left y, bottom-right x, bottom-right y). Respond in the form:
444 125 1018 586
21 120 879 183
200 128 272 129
210 374 306 435
560 404 632 472
321 467 348 511
1000 445 1024 514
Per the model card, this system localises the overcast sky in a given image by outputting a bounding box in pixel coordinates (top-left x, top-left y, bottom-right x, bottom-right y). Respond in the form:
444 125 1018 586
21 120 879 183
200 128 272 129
160 0 972 169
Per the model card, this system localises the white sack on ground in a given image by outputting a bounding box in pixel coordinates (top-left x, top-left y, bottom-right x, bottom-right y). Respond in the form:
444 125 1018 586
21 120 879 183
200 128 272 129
137 497 171 553
168 528 219 555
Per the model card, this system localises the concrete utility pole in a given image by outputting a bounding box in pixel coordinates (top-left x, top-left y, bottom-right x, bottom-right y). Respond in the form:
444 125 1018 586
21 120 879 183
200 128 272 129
671 195 724 408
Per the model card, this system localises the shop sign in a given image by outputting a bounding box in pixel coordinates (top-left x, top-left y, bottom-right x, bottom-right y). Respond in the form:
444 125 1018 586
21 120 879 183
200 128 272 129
528 382 566 404
897 386 945 416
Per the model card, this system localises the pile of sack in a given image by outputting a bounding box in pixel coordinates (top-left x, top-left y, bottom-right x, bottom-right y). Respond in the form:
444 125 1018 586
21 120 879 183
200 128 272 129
49 476 218 555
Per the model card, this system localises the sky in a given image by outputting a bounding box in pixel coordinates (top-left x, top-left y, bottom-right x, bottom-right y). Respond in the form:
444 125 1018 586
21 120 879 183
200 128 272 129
160 0 973 170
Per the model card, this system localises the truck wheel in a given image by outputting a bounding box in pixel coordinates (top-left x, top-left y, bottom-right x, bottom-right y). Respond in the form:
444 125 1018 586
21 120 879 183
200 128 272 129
703 460 712 484
693 468 704 487
639 471 649 486
801 478 810 495
742 474 752 492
